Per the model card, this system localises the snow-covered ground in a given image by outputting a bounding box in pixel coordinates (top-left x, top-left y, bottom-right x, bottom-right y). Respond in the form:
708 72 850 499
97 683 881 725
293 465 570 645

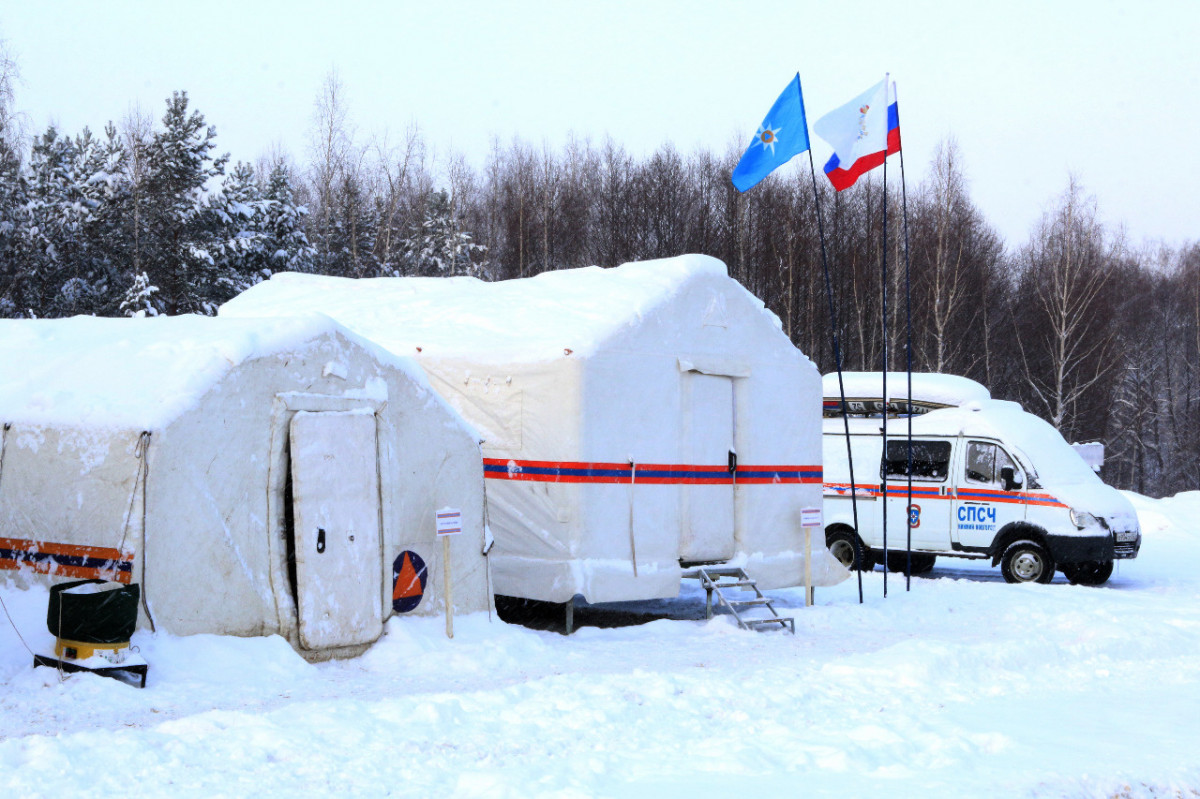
3 491 1199 798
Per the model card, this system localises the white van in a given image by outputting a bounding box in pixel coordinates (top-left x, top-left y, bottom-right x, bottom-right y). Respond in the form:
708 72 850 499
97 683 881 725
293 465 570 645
822 372 1141 585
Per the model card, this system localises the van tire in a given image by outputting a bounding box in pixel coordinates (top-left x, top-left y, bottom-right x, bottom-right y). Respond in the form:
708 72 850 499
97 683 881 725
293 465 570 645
1000 540 1055 584
826 528 875 571
1062 560 1113 586
885 552 936 575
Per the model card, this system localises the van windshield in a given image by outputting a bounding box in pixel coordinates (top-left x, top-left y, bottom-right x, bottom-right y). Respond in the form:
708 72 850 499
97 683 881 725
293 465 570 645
999 412 1103 487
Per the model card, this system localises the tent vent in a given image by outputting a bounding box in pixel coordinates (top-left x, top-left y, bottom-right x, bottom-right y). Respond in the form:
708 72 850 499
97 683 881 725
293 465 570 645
683 566 794 634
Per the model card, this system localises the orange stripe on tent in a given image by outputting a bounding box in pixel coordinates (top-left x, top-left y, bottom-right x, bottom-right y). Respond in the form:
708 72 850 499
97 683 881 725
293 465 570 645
0 537 132 561
0 558 133 584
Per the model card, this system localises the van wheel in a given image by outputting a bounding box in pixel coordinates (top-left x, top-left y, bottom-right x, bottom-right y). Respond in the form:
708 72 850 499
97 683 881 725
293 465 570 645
885 552 936 575
826 529 875 571
1000 540 1055 584
1062 561 1113 586
911 554 936 574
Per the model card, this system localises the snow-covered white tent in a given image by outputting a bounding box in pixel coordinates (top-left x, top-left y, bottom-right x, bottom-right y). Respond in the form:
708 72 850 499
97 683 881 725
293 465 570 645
0 315 489 658
221 255 846 604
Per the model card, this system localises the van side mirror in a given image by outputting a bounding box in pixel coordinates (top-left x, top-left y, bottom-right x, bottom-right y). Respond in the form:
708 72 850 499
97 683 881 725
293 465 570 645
1000 466 1022 491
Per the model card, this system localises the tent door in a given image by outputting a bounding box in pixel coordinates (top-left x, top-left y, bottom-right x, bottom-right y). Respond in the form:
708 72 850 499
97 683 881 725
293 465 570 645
289 410 383 650
680 373 736 562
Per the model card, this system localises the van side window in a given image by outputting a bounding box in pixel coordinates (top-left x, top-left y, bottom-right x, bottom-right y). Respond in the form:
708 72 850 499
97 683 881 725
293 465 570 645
966 441 996 483
966 441 1019 486
883 440 952 482
996 447 1017 481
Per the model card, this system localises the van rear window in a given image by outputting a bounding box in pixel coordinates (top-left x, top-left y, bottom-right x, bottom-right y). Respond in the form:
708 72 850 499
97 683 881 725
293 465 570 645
883 440 952 482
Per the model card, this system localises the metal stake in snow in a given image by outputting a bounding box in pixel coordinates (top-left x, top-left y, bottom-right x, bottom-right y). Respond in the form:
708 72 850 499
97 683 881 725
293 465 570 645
436 508 462 639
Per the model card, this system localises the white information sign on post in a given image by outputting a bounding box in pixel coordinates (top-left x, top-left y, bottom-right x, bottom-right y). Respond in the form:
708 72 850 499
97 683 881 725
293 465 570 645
801 506 822 608
436 508 462 536
436 507 461 639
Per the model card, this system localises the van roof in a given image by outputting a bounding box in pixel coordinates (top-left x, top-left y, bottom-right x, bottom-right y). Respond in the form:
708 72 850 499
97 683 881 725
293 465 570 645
823 399 1101 486
822 371 990 411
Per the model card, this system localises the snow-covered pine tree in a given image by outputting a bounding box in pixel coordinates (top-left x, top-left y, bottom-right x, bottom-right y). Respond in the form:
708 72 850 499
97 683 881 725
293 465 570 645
0 115 32 317
340 171 379 277
404 190 486 278
118 270 160 317
262 159 315 274
217 160 272 290
132 91 230 315
314 169 378 277
26 126 101 316
73 122 133 315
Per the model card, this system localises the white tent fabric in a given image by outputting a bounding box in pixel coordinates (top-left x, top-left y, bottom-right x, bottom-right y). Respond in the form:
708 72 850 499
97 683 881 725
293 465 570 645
223 255 848 602
0 315 488 657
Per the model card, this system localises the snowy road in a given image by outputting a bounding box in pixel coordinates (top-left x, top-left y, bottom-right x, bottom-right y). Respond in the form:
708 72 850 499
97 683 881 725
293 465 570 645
2 491 1199 797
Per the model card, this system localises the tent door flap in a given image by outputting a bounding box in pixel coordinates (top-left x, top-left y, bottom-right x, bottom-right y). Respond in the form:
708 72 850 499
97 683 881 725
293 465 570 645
289 410 384 650
681 373 736 562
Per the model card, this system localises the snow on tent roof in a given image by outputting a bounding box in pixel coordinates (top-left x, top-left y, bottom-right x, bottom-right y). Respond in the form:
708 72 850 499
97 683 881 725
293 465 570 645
220 254 743 363
823 371 990 407
0 314 402 430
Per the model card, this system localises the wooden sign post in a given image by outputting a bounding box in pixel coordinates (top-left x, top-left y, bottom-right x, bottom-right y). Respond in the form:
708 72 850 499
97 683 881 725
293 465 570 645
436 508 462 639
801 507 822 608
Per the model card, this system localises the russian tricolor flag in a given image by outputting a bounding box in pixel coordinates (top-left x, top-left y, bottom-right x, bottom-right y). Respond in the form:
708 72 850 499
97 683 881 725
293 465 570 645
814 79 901 192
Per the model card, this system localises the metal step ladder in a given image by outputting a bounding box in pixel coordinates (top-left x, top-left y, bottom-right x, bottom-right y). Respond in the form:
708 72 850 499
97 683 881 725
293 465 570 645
683 566 795 634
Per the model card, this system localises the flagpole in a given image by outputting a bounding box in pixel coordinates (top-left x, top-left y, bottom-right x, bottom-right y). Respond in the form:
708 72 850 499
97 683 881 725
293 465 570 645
880 73 890 599
895 81 915 592
796 73 864 603
730 73 866 603
806 146 864 605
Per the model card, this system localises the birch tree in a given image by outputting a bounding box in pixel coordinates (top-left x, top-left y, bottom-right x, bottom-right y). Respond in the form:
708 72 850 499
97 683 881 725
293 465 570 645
308 71 355 274
1013 177 1120 439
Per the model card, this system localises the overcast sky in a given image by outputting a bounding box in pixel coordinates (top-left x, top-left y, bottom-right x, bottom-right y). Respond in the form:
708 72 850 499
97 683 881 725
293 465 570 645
2 0 1197 251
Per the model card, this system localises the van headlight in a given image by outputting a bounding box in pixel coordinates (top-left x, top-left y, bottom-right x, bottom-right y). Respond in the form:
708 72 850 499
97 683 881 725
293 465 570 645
1070 509 1100 529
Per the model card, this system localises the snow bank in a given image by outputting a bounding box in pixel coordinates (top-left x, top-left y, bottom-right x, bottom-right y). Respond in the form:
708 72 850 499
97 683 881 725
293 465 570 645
1122 490 1200 539
221 255 761 364
3 492 1199 796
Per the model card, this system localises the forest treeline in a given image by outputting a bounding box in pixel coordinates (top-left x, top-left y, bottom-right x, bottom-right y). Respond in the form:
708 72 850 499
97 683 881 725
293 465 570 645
0 79 1196 498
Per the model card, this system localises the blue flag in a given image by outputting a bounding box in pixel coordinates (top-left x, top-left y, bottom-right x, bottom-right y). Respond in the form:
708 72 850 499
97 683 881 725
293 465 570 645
732 74 811 192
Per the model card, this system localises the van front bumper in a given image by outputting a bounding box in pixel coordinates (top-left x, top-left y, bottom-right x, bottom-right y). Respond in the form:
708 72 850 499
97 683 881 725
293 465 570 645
1045 533 1115 565
1113 530 1141 559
